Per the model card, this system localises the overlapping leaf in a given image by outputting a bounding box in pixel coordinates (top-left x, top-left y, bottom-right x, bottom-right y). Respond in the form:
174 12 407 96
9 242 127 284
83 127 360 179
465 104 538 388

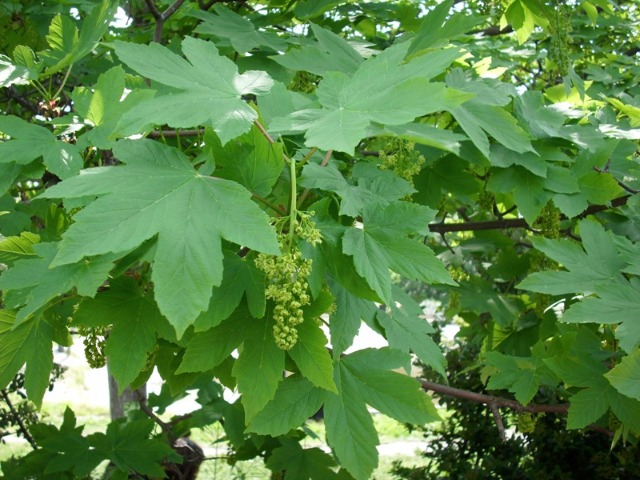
0 115 82 179
271 41 472 153
0 242 116 324
300 161 415 217
113 36 274 143
343 202 455 303
325 348 440 479
39 139 279 336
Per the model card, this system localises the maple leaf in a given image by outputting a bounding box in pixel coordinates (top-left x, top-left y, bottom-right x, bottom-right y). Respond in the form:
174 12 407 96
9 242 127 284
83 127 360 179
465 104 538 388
39 139 279 336
113 36 273 143
271 41 472 153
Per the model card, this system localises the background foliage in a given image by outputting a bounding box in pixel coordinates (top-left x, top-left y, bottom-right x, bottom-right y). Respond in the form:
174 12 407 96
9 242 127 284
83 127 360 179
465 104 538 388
1 0 640 478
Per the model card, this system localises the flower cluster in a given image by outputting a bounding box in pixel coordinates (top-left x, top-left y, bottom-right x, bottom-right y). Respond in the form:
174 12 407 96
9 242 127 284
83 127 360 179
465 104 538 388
534 201 561 239
256 242 313 350
378 137 426 185
78 325 107 369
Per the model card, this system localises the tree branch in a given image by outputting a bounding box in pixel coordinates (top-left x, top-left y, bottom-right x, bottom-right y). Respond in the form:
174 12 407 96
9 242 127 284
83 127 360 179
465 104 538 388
419 379 570 414
428 195 632 234
1 389 38 450
144 0 187 43
135 390 176 442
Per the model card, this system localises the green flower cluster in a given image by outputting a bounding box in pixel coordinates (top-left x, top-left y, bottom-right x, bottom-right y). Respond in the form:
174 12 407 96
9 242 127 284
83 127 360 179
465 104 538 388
255 241 313 350
78 325 107 369
378 137 426 185
534 201 561 239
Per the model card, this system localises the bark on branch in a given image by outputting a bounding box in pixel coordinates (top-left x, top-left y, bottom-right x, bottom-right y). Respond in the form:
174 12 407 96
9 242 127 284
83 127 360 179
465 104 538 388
419 379 569 414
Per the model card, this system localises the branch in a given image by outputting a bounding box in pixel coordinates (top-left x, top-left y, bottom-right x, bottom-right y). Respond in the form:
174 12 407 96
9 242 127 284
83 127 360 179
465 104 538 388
593 166 640 194
135 390 176 442
471 25 515 37
419 379 569 414
148 129 204 138
144 0 187 43
1 389 38 450
428 195 632 234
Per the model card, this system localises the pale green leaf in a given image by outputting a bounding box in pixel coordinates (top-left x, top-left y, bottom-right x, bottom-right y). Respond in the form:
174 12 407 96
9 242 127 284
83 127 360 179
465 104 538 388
0 232 40 265
378 287 446 377
606 350 640 400
329 282 377 356
43 0 118 74
247 376 329 436
39 139 279 336
368 122 464 154
114 37 273 143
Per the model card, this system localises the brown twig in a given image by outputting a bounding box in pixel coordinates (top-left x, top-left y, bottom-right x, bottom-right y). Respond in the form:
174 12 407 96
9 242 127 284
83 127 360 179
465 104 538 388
419 379 569 414
1 389 38 450
135 390 176 441
428 195 631 234
489 402 506 441
144 0 187 43
148 129 204 138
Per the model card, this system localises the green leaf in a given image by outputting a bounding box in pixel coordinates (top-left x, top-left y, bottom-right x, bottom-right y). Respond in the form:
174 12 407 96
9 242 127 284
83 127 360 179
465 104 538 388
194 253 266 331
325 362 379 480
408 0 485 53
41 408 104 476
232 315 285 422
39 139 279 336
114 37 273 143
247 376 329 436
191 5 287 54
342 348 441 424
289 319 337 392
204 124 284 197
368 122 465 154
378 287 446 377
518 220 628 295
271 42 471 153
73 278 169 389
300 162 414 217
484 351 540 405
89 420 177 477
178 309 253 374
0 115 82 179
326 348 439 479
0 242 115 323
72 66 155 149
271 23 363 76
606 350 640 400
343 202 454 303
488 167 550 223
561 282 640 352
266 441 338 480
0 311 54 408
0 232 39 266
43 0 118 75
329 282 377 356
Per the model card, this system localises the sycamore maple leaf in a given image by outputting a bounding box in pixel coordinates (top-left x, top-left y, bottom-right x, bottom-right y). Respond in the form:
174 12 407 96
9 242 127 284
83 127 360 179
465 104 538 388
40 139 279 336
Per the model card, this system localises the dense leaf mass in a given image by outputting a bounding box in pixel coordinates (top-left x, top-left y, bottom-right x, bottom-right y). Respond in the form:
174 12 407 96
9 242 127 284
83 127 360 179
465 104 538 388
1 0 640 478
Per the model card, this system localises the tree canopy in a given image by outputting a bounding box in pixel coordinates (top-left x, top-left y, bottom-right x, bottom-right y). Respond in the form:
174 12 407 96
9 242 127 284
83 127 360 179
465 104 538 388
1 0 640 478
